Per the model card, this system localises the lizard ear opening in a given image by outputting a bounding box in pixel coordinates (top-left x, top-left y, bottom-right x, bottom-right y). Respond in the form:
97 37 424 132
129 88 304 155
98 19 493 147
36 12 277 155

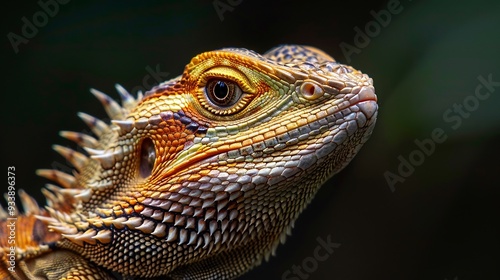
139 138 156 178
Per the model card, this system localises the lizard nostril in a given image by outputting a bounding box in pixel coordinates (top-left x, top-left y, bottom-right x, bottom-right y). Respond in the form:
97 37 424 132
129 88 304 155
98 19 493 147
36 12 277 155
139 138 156 178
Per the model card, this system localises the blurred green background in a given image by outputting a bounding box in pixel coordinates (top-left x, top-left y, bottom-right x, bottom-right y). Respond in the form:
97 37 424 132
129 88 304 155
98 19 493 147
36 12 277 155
2 0 499 279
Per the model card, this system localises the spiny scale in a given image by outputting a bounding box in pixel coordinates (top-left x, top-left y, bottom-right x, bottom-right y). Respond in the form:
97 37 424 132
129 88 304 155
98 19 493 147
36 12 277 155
41 186 62 208
90 88 126 121
77 112 111 138
18 189 40 215
87 180 112 190
74 188 93 202
111 119 135 135
36 169 76 189
90 146 126 170
115 84 137 110
59 130 99 148
92 229 112 243
83 146 106 156
45 183 87 198
52 144 89 171
90 152 116 169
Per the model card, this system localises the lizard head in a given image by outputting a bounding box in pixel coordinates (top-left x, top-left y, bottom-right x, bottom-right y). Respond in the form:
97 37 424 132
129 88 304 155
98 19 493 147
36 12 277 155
37 45 377 278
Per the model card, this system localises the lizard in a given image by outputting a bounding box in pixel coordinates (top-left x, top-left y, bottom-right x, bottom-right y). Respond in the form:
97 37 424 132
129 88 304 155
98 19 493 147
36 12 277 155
0 45 378 279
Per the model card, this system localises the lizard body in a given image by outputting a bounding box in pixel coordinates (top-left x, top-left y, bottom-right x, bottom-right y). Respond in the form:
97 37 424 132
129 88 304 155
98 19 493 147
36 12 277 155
0 45 378 279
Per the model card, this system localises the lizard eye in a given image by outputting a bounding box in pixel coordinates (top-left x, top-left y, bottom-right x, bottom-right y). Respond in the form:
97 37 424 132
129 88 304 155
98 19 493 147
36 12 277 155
205 79 242 109
139 138 155 178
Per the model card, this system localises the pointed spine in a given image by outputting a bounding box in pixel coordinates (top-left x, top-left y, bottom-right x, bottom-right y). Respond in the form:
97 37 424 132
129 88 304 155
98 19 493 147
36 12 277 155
0 204 7 219
91 152 116 169
41 186 60 208
90 88 124 120
74 188 93 202
49 224 78 235
83 147 106 156
151 223 167 238
122 217 143 229
36 169 76 189
76 229 97 245
59 131 99 148
52 145 88 171
62 233 85 246
45 184 90 202
34 215 58 224
87 180 112 190
61 229 98 246
18 189 40 215
77 112 110 138
166 227 178 242
136 90 144 101
111 120 135 135
92 229 112 244
86 146 124 169
115 84 137 111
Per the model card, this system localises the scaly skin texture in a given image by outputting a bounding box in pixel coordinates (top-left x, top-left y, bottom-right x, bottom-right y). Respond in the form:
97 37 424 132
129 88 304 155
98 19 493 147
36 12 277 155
0 45 378 279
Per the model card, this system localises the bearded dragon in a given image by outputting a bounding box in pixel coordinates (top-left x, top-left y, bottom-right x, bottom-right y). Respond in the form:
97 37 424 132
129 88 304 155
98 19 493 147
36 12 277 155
0 45 378 279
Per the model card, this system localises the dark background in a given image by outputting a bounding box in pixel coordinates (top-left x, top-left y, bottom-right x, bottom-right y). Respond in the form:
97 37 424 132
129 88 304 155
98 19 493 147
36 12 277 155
2 0 500 279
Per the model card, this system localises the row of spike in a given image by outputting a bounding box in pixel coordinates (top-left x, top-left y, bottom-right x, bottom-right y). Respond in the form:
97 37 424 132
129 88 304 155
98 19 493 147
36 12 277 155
35 204 242 251
47 84 206 174
37 85 144 203
47 84 176 172
35 206 112 246
61 84 144 144
90 84 143 121
61 85 144 169
32 85 144 246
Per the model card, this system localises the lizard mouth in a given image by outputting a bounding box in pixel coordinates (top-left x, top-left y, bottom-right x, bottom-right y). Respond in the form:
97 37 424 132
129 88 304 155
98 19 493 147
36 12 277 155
158 86 378 180
350 86 378 119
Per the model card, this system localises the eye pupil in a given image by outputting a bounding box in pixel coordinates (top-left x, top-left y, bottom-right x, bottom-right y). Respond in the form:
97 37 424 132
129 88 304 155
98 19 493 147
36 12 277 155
204 79 244 113
213 81 229 100
139 138 155 178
